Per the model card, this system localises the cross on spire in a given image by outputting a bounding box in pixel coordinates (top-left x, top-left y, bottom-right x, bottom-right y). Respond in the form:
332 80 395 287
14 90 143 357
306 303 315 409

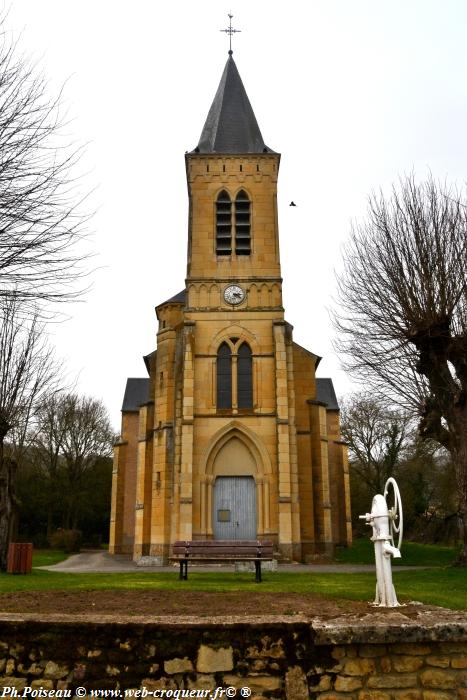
220 13 241 55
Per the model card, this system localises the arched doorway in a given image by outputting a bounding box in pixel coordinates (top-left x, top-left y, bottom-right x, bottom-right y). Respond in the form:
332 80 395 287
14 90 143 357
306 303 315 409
201 425 272 539
211 436 257 540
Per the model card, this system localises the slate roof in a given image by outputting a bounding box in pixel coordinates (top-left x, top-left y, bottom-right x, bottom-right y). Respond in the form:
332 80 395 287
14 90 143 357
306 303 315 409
157 289 186 307
193 55 275 154
121 378 150 412
316 378 339 410
143 350 156 376
121 375 338 413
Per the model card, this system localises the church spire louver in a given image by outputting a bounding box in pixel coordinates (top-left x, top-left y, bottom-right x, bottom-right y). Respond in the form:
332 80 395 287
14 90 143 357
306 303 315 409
193 55 274 154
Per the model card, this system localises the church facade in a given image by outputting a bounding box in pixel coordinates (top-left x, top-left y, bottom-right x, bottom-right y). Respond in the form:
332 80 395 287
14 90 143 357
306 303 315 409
109 53 352 563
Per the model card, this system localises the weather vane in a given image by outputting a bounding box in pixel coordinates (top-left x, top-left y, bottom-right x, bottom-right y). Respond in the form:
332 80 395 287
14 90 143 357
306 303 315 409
220 13 241 55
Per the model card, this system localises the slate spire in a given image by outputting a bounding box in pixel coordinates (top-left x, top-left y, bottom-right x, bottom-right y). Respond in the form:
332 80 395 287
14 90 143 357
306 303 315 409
194 55 274 154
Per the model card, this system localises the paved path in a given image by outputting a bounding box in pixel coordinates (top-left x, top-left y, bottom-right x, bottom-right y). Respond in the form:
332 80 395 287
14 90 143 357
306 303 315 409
38 550 426 574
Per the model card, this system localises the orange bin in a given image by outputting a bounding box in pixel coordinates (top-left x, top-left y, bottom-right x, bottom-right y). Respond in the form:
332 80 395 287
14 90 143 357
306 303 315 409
7 543 33 574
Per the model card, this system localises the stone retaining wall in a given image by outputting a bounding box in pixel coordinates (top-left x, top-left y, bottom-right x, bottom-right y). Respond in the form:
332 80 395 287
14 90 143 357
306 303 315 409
0 611 465 698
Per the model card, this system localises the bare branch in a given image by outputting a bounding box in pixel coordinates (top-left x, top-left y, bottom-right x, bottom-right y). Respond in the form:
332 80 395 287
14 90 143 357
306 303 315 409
0 295 63 568
334 174 467 562
0 25 91 315
340 392 411 493
33 393 113 533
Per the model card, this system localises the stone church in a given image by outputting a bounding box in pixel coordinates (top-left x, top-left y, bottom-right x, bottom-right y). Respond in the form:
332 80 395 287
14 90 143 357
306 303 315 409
109 52 352 563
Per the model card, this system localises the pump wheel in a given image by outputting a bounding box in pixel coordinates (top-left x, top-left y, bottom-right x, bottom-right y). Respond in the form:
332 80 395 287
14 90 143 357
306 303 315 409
384 477 403 551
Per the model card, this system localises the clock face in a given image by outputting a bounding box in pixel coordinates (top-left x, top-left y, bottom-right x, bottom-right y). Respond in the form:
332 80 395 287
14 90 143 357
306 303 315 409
224 285 245 305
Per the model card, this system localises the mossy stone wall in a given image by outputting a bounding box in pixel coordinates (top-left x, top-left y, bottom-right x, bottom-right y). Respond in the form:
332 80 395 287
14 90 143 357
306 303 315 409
0 613 465 698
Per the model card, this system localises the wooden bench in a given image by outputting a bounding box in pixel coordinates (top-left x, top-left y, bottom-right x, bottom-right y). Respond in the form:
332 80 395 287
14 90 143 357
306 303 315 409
170 540 274 583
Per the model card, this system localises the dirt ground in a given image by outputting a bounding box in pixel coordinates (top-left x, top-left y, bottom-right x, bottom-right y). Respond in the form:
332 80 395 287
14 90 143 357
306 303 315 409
0 589 431 619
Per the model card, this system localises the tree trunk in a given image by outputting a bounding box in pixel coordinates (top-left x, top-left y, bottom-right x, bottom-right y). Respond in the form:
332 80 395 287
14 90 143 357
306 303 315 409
47 504 53 539
455 487 467 564
458 509 467 565
0 435 14 571
72 511 79 531
63 507 71 530
454 435 467 565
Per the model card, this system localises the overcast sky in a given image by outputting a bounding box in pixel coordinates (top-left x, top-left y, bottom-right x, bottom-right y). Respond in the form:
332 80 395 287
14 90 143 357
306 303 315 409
6 1 467 429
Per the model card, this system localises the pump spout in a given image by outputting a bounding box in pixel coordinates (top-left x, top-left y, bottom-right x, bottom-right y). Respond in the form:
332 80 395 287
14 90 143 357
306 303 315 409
382 541 401 558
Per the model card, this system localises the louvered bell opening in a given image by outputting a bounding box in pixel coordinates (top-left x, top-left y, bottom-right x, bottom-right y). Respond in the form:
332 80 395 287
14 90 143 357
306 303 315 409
216 191 232 255
235 191 251 255
237 343 253 408
217 342 232 408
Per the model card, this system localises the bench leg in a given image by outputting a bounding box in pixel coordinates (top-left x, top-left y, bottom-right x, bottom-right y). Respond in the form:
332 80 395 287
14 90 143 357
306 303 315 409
179 561 188 581
255 561 262 583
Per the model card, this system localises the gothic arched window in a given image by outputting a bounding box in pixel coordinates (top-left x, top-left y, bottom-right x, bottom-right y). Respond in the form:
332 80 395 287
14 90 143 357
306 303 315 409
216 190 232 255
216 340 253 410
216 342 232 408
237 342 253 408
235 190 251 255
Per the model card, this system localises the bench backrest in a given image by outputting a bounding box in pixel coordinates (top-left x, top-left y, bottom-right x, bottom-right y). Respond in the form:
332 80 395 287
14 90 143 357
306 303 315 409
172 540 274 558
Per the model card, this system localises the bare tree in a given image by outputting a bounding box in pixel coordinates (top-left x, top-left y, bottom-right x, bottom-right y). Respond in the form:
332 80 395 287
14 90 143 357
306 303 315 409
340 393 410 494
53 394 113 530
334 175 467 563
32 394 69 537
0 23 89 313
0 295 61 568
342 393 453 540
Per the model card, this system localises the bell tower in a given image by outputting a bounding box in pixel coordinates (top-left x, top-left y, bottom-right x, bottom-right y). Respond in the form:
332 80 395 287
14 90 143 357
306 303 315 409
185 54 283 315
180 51 301 559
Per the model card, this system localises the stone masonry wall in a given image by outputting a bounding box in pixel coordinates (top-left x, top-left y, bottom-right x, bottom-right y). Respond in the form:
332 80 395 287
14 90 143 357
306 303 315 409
0 612 465 698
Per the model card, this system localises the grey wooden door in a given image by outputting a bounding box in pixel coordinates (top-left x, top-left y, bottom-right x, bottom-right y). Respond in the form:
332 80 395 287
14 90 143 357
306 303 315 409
213 476 256 540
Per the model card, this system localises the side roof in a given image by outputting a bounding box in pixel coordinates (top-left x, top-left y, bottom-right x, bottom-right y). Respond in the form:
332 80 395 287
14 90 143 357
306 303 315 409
157 289 186 308
143 350 156 376
316 378 339 410
121 378 150 412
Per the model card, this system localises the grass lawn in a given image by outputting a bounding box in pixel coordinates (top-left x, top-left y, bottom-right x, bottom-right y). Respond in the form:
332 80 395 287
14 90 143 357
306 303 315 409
335 538 459 567
2 543 463 613
32 550 70 567
1 566 466 611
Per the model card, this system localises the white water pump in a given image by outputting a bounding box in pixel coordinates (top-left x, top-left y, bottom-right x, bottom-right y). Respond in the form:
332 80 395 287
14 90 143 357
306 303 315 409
359 477 404 607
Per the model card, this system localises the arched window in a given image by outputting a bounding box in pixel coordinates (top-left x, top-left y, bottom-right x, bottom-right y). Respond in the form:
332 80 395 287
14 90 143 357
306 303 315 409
216 190 232 255
235 190 251 255
216 342 232 408
216 340 253 410
237 343 253 408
